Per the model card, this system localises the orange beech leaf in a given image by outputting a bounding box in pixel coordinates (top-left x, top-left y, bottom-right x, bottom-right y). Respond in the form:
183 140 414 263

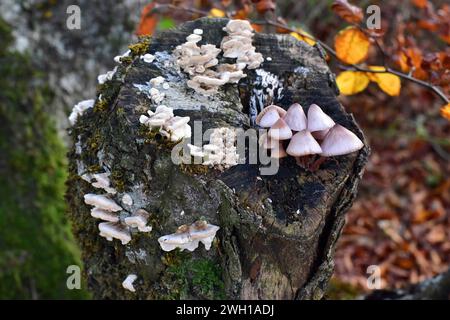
251 23 263 33
440 103 450 121
331 0 364 24
253 0 275 14
136 3 158 36
367 66 401 96
289 29 316 46
336 71 370 95
209 8 226 17
411 0 428 9
334 27 370 64
233 5 251 20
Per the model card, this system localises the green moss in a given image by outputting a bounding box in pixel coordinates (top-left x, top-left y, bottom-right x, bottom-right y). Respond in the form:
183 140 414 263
110 170 126 192
0 18 89 299
128 37 151 56
158 253 225 300
324 277 362 300
93 99 109 113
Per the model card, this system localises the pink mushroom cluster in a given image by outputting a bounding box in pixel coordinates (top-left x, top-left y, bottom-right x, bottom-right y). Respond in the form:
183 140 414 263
256 103 364 164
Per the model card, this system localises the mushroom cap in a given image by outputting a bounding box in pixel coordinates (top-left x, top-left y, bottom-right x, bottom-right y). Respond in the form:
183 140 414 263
90 208 119 222
307 104 335 132
270 142 288 158
84 194 122 212
311 129 330 140
255 105 287 127
258 132 278 149
268 118 293 140
98 222 131 244
320 124 364 156
283 103 307 131
286 130 322 156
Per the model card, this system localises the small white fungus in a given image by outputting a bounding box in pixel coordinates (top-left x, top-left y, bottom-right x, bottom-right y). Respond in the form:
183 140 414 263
122 274 137 292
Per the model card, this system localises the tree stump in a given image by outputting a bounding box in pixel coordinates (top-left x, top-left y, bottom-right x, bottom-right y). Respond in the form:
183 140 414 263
67 18 369 300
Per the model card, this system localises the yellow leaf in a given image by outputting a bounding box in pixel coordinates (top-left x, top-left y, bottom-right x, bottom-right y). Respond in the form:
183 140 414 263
336 71 370 95
367 66 401 96
441 103 450 121
334 27 370 64
209 8 226 18
289 29 316 46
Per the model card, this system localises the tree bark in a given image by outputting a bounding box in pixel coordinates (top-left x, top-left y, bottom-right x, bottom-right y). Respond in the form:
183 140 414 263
67 17 370 300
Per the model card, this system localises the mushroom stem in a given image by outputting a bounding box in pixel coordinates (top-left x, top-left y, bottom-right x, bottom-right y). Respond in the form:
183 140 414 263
295 155 316 169
309 156 326 171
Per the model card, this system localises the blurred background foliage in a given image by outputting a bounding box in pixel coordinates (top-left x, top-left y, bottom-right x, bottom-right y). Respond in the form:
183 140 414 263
0 0 448 299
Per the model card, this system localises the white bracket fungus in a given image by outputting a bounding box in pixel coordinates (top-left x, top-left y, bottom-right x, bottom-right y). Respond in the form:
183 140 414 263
139 105 191 142
121 193 133 206
124 209 152 232
114 50 131 63
122 274 137 292
173 20 262 96
99 222 131 244
97 66 117 85
90 208 119 222
141 53 155 63
84 194 122 212
90 172 117 194
221 20 263 70
68 99 95 126
187 127 239 169
158 220 220 252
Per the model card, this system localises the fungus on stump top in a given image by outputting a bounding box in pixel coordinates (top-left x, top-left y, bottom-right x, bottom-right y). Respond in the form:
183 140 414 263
66 17 369 300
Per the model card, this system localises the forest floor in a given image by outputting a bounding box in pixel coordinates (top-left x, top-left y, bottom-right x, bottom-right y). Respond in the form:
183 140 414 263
331 82 450 297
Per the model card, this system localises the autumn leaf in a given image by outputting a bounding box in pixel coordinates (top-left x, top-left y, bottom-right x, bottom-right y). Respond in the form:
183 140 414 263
440 103 450 121
331 0 364 24
335 27 370 64
367 66 402 96
135 3 159 36
254 0 276 14
336 71 370 95
411 0 428 9
290 29 316 46
209 8 226 17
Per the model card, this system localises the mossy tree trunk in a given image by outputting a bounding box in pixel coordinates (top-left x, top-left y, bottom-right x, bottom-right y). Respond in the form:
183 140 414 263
67 18 369 300
0 18 88 299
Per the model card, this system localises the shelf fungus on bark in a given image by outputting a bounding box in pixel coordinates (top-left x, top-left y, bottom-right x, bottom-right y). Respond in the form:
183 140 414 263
186 127 239 169
90 207 119 222
84 172 117 195
98 222 132 244
84 194 123 212
122 274 138 292
141 53 155 63
173 20 262 96
124 209 152 232
158 220 220 252
139 105 191 142
68 99 95 126
257 103 364 164
97 66 117 85
221 19 263 69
